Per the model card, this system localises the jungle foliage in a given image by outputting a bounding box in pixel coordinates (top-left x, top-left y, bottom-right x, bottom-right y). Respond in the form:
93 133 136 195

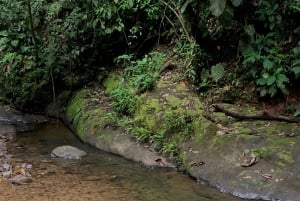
0 0 299 109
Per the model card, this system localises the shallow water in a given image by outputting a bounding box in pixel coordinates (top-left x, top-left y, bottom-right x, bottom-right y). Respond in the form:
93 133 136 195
2 121 250 201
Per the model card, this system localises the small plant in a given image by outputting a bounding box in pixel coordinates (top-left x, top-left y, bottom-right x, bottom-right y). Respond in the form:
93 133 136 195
110 86 138 115
127 126 151 142
241 31 292 97
161 140 177 155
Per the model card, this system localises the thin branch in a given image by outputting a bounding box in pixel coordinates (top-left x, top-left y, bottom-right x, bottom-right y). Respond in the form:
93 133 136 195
213 104 298 123
159 0 194 43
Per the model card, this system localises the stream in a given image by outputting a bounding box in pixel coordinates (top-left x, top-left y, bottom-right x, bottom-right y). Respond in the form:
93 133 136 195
1 121 251 201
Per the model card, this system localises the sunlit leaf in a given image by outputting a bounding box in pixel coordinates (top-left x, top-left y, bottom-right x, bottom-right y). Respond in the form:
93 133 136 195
210 0 226 17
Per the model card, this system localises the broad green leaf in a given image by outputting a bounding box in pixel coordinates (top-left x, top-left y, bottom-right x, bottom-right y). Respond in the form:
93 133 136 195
256 78 266 85
231 0 243 7
292 47 300 54
211 63 225 82
180 0 193 13
292 59 300 66
210 0 226 17
266 75 276 86
291 66 300 78
263 59 273 70
262 73 269 79
219 7 234 27
277 73 289 83
0 31 8 37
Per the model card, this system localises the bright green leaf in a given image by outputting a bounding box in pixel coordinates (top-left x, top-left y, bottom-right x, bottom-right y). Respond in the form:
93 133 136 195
262 73 269 79
210 0 226 17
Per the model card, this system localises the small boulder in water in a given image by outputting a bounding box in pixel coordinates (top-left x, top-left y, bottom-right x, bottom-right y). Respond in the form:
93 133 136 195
51 145 87 159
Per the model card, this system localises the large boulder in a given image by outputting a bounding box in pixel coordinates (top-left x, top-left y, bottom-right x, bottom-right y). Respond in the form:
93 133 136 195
51 145 87 159
64 71 300 200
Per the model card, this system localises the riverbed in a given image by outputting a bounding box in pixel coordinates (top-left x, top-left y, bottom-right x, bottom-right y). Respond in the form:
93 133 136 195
1 121 251 201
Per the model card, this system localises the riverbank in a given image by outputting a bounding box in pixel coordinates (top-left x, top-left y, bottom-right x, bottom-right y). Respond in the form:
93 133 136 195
64 70 300 201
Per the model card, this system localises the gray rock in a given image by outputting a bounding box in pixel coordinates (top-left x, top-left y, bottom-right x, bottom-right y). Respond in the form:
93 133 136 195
2 171 11 179
11 175 32 185
0 105 48 133
2 163 11 171
0 140 7 151
51 145 87 159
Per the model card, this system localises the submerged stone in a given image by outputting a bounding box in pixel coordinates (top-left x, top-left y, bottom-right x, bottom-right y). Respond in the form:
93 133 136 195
51 145 87 159
11 175 32 185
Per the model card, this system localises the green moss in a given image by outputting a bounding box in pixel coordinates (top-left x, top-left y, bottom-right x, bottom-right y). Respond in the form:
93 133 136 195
103 73 123 94
252 147 268 159
193 118 217 145
277 151 294 163
166 95 182 106
65 89 90 125
134 98 163 130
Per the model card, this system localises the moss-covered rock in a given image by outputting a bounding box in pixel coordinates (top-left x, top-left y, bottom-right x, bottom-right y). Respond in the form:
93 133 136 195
65 71 300 201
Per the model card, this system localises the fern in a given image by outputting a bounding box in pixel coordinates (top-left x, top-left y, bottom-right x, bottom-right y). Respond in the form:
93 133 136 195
211 63 225 82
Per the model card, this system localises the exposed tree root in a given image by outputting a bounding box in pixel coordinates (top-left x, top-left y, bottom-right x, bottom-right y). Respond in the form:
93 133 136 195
212 104 298 123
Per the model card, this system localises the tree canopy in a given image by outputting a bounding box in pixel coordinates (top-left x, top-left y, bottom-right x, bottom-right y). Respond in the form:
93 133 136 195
0 0 299 110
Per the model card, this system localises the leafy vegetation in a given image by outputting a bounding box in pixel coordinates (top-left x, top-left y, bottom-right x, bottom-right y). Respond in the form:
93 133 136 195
0 0 299 110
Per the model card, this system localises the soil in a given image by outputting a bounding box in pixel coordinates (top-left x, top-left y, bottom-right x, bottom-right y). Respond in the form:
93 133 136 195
0 171 132 201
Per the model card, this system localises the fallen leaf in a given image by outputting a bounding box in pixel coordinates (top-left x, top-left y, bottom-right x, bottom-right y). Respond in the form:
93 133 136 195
189 161 205 167
261 173 272 179
240 156 256 167
14 168 26 175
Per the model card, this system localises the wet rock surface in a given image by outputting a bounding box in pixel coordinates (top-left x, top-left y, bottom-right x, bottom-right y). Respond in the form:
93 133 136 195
0 105 48 132
0 105 47 185
0 128 33 185
51 145 87 159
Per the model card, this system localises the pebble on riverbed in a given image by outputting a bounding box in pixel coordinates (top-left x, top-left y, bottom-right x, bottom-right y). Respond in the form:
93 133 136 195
11 174 33 185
